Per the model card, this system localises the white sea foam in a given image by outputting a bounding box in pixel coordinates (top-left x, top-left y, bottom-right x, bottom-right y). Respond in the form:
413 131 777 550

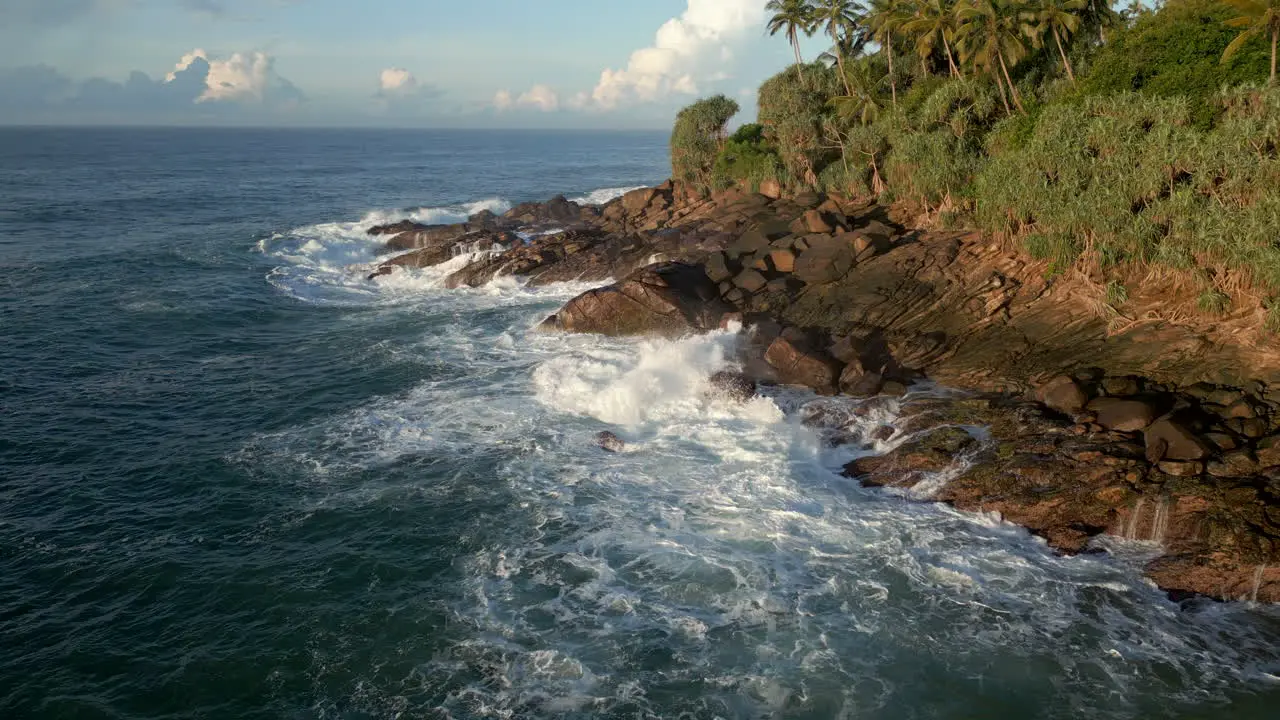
245 206 1280 718
568 185 646 205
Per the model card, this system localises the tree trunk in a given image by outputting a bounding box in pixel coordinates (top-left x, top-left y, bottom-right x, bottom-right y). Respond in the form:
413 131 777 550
888 36 898 109
835 38 853 96
999 49 1025 113
792 28 806 86
1053 25 1077 85
1272 28 1277 86
993 68 1012 116
941 31 963 78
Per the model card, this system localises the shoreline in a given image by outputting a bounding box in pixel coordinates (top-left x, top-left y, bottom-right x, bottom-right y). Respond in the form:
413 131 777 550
366 181 1280 603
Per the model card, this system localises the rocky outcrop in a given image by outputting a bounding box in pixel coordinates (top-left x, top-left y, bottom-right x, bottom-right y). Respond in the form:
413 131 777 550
540 262 732 337
842 393 1280 603
359 182 1280 602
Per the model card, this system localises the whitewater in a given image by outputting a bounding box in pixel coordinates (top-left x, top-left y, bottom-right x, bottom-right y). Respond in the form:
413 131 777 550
249 191 1280 719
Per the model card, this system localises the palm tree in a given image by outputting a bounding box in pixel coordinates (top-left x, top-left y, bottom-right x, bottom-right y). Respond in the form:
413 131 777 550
832 61 885 125
867 0 914 109
904 0 964 78
1027 0 1086 86
955 0 1030 114
814 0 867 95
1221 0 1280 86
767 0 819 84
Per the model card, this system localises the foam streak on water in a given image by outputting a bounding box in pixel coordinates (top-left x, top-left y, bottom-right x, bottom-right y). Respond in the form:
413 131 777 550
238 210 1280 719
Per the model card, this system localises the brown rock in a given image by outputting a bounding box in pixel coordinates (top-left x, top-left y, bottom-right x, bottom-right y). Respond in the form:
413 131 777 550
621 187 658 213
769 249 796 273
542 262 730 337
1036 375 1089 415
792 236 856 286
1157 460 1204 477
800 209 834 234
1087 397 1159 432
764 328 844 394
1101 376 1143 396
1255 436 1280 468
1207 450 1259 478
1144 417 1212 461
704 252 736 283
733 269 768 293
758 179 782 199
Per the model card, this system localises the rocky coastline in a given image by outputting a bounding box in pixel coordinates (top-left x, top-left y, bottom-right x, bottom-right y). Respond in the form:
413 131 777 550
366 182 1280 603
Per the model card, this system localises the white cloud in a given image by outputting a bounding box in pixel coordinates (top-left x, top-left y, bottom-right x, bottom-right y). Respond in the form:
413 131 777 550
379 68 418 94
493 84 561 112
589 0 766 109
167 49 301 105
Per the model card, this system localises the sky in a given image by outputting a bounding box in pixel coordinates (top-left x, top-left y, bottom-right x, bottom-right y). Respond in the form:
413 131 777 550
0 0 834 129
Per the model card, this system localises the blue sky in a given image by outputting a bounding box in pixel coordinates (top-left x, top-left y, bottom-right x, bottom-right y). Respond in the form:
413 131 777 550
0 0 833 128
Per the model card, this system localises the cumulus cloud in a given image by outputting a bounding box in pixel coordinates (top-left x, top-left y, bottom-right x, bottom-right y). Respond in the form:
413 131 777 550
492 84 561 112
0 49 303 122
589 0 765 109
167 49 302 105
373 67 443 116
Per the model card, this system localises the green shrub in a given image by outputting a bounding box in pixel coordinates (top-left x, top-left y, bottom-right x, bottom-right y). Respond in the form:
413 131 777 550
1082 0 1271 129
670 95 740 189
758 63 843 186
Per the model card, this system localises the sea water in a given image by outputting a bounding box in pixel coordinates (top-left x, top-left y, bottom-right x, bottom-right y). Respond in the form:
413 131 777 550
2 127 1279 719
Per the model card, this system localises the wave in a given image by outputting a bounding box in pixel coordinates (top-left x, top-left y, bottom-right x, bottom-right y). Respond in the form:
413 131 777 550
568 186 646 206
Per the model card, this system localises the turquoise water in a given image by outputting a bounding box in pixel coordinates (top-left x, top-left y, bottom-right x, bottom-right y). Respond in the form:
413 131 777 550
2 128 1279 719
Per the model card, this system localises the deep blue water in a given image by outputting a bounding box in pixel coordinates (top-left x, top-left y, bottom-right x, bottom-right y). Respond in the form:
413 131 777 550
2 127 1279 719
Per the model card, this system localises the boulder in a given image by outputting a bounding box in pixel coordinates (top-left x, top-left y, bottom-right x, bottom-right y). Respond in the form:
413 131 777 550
733 269 768 293
793 209 834 234
369 220 426 236
764 328 844 394
792 236 856 286
704 252 737 284
769 249 796 273
596 431 626 453
541 262 731 337
1255 436 1280 468
622 187 658 214
1144 417 1212 462
708 370 757 402
1036 375 1089 415
1086 397 1159 432
845 426 976 484
758 179 783 199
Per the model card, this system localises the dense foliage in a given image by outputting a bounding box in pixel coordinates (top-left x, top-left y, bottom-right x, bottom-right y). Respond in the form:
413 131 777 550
671 0 1280 317
669 94 740 188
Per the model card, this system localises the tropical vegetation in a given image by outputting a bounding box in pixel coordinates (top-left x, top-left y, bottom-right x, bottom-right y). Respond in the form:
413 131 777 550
673 0 1280 322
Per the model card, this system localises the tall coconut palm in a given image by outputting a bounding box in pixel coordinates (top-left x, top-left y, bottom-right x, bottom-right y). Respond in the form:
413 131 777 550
767 0 819 84
867 0 914 109
814 0 867 95
955 0 1031 114
1221 0 1280 86
904 0 964 78
1027 0 1086 86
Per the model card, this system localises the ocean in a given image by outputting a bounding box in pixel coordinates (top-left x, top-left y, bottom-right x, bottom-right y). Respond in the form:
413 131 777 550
1 127 1278 719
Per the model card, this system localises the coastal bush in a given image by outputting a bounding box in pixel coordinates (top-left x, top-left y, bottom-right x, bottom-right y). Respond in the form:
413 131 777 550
974 87 1280 289
710 123 787 190
758 63 843 187
1083 0 1271 128
670 95 740 189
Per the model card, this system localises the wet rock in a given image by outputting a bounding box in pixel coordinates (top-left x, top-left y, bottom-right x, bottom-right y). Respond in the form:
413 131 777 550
1157 460 1204 477
1087 397 1160 432
369 219 426 236
704 252 737 284
764 328 844 395
542 262 731 337
596 431 626 453
1255 436 1280 468
1036 375 1089 415
845 426 976 485
708 370 757 402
